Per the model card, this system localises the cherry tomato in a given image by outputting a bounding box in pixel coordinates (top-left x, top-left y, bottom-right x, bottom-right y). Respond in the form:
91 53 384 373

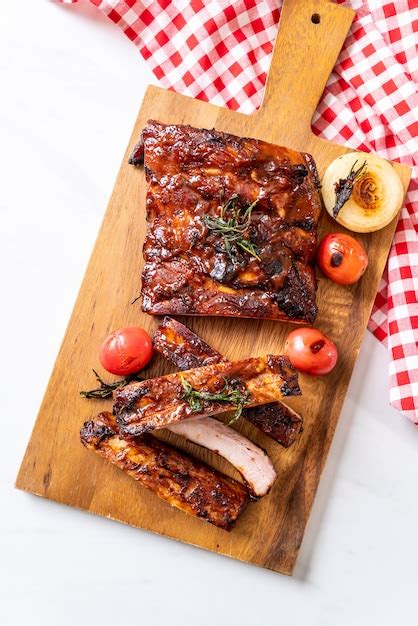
99 327 153 375
317 233 368 285
284 328 338 376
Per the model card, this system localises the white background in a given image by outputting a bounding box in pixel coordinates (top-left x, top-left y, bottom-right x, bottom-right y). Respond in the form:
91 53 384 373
1 2 417 625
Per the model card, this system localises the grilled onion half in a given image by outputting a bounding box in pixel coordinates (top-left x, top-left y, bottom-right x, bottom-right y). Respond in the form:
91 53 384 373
322 152 404 233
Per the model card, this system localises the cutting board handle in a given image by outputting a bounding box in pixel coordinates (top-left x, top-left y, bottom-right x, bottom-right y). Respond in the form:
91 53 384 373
258 0 354 133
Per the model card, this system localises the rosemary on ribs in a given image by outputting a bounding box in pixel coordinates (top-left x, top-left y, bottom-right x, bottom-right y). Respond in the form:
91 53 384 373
131 121 322 323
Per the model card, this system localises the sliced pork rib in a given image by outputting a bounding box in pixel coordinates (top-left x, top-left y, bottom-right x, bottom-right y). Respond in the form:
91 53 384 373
153 319 277 496
168 417 276 498
244 403 303 448
113 355 300 437
80 412 249 531
153 316 226 370
153 317 303 448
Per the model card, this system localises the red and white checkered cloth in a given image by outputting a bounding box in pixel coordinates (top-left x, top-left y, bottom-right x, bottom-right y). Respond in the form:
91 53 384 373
58 0 418 423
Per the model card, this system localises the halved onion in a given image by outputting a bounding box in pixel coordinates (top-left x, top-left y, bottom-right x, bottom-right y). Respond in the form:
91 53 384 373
322 152 404 233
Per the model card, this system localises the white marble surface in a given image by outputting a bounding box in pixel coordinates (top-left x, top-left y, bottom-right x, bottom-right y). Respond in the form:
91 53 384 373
1 2 417 625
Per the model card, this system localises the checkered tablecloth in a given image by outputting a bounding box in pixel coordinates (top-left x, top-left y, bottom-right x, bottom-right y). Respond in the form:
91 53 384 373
58 0 418 423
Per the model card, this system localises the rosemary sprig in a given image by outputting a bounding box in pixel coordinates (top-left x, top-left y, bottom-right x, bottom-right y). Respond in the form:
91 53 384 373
204 194 260 260
80 369 141 399
180 376 250 425
333 160 367 218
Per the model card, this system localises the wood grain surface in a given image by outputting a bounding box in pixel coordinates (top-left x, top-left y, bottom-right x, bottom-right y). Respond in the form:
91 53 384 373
16 0 411 575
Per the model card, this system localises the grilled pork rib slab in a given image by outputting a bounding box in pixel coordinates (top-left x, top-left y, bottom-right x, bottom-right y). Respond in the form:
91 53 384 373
114 355 300 437
153 317 303 447
80 412 249 530
134 121 321 323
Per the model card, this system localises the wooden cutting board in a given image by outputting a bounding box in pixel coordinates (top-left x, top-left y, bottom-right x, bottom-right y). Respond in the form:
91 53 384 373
16 0 411 575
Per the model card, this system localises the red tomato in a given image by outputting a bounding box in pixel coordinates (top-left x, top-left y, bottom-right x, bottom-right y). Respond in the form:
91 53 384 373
99 327 153 376
284 328 338 376
317 233 368 285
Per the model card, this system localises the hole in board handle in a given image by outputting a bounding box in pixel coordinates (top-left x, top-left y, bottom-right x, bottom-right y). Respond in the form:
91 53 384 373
311 13 321 24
